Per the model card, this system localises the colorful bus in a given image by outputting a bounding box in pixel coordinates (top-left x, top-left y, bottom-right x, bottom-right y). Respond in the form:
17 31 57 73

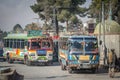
0 40 5 60
3 31 54 65
0 47 4 61
59 35 99 73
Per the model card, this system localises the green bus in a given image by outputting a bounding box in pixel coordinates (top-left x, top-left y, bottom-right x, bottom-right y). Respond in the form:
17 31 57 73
3 31 54 65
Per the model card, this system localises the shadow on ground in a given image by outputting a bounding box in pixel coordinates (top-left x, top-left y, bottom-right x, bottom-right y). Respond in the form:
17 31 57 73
71 67 109 74
46 75 70 79
0 65 14 68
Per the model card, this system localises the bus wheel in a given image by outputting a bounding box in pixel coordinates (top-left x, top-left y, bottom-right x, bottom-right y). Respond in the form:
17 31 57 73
91 69 96 73
45 62 49 66
68 67 73 74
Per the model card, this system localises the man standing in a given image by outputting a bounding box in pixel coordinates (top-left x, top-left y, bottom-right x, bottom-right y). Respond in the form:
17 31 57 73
108 49 117 78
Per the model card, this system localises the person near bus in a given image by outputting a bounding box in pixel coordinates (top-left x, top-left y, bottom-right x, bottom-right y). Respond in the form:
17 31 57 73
108 49 117 78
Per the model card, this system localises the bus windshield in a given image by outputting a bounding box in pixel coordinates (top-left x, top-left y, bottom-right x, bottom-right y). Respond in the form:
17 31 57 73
71 41 83 51
85 41 97 51
41 41 51 49
31 42 40 49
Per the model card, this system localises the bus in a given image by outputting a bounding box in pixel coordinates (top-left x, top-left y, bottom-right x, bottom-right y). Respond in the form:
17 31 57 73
0 40 5 61
59 35 99 73
3 31 54 65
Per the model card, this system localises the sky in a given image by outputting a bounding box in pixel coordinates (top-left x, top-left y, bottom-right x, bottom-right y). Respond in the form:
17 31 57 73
0 0 91 32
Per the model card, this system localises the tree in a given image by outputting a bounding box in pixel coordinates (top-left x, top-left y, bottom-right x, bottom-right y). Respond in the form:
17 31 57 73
24 23 40 31
13 24 24 33
68 17 83 31
0 29 3 40
42 23 52 31
30 0 87 31
89 0 120 24
0 29 7 40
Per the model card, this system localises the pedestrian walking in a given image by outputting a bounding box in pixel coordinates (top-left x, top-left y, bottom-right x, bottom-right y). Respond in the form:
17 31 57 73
108 49 117 78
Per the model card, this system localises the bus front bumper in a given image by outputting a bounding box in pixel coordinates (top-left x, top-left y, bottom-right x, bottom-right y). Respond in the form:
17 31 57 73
69 63 99 69
29 60 53 65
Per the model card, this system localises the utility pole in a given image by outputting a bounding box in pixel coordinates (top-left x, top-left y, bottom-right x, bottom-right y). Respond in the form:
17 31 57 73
102 1 105 46
98 14 101 44
101 0 107 65
53 7 59 36
53 6 59 62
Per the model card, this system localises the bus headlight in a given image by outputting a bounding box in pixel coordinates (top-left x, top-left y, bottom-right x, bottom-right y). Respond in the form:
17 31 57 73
47 54 53 60
29 53 36 60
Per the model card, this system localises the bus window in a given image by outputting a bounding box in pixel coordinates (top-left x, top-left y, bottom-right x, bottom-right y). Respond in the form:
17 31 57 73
4 39 7 47
31 42 40 49
13 39 17 48
85 41 97 51
6 39 9 47
42 42 50 48
21 40 25 49
71 41 83 51
17 39 19 48
9 39 11 48
27 42 30 49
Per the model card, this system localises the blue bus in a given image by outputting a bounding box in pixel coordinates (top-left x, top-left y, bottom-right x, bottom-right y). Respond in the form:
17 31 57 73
59 35 99 73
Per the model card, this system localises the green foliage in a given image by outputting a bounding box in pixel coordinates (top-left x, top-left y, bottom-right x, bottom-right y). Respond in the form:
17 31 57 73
70 15 78 24
0 29 7 40
31 0 88 31
42 23 52 31
13 24 24 33
57 10 71 22
24 23 40 31
31 0 53 21
89 0 120 24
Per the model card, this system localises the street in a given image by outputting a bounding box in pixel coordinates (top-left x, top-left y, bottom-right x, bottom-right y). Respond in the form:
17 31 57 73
0 61 120 80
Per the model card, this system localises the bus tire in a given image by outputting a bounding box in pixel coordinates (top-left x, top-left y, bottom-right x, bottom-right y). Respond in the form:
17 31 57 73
3 58 6 61
48 62 53 66
91 69 96 73
68 67 73 74
45 62 49 66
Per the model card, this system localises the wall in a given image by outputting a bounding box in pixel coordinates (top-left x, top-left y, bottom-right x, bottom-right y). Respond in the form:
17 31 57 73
99 34 120 58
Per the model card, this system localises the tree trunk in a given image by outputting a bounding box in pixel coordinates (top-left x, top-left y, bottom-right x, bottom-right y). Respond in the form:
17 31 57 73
66 20 68 32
